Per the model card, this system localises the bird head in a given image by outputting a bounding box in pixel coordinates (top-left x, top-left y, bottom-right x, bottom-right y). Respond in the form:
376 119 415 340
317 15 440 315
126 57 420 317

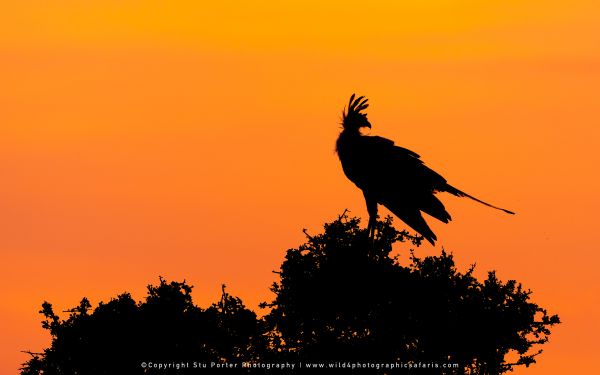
342 94 371 131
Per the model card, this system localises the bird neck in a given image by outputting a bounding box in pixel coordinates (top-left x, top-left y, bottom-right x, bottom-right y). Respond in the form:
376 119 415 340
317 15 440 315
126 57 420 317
341 128 362 137
336 129 362 155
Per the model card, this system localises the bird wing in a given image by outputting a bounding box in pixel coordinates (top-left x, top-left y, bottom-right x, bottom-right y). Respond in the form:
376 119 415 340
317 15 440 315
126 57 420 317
353 135 448 196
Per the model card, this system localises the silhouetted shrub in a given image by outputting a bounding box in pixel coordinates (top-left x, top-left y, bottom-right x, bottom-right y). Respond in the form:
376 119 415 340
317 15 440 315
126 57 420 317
262 214 560 374
21 279 264 374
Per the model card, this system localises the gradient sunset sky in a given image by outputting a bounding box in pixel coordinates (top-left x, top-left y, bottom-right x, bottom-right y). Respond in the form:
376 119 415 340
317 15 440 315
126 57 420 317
1 1 599 373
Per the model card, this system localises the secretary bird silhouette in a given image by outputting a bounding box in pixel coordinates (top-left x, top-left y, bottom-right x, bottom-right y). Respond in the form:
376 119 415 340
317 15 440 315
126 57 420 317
336 94 514 245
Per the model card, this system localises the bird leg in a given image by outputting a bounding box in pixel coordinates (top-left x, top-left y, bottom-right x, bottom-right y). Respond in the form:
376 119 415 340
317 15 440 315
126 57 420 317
367 215 377 239
364 193 378 240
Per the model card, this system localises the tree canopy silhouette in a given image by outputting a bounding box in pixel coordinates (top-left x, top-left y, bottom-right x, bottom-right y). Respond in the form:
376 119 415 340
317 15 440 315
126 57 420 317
21 214 558 374
21 279 265 375
263 213 559 373
336 94 514 244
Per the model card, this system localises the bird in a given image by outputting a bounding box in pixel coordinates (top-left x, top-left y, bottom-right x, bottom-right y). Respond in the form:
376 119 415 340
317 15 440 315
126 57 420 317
336 94 514 245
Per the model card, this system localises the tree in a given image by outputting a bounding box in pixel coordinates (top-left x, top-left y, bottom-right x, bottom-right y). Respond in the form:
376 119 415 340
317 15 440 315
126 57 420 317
21 279 264 374
263 213 559 374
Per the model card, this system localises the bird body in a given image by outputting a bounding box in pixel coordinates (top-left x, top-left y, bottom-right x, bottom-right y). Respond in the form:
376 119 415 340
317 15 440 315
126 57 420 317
336 94 514 245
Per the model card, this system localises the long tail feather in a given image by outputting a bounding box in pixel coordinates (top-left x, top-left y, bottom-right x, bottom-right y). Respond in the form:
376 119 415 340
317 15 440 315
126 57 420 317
445 185 515 215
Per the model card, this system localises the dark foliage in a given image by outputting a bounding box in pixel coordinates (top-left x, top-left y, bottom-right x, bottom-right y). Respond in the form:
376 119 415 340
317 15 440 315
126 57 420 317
21 279 264 374
263 214 559 373
21 215 559 374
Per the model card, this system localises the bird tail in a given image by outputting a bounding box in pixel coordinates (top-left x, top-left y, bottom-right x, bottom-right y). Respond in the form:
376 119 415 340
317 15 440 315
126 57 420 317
445 184 515 215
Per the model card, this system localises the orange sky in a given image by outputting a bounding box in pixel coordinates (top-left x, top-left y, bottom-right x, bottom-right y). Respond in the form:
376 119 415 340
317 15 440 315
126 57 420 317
1 1 599 373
